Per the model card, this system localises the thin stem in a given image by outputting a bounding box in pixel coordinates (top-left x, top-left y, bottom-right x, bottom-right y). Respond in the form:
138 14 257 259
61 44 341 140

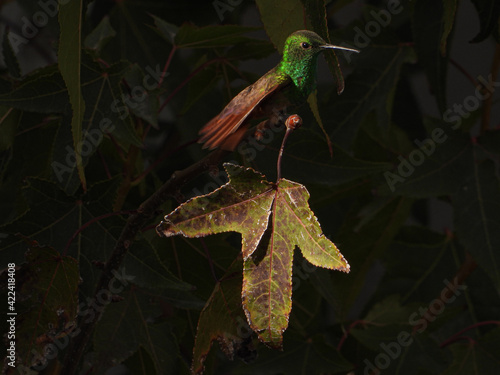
449 58 479 87
159 45 177 88
481 42 500 133
277 115 302 181
62 210 136 255
131 138 199 185
96 149 112 180
200 238 219 282
277 128 292 182
440 320 500 348
337 320 367 351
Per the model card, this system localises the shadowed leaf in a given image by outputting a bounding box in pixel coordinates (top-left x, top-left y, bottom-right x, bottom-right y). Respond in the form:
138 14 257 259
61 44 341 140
329 45 414 148
154 19 259 49
302 0 345 94
441 0 458 54
93 289 179 374
453 158 500 293
469 0 500 43
412 0 448 112
191 259 253 375
84 16 117 55
235 333 353 374
442 327 500 374
2 31 21 78
58 0 86 189
12 240 79 369
255 0 306 53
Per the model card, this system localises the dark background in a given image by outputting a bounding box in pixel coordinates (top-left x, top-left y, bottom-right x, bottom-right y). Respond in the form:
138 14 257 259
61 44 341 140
1 0 499 374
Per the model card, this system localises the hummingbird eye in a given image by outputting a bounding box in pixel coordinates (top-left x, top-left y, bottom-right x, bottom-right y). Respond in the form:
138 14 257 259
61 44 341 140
301 42 311 49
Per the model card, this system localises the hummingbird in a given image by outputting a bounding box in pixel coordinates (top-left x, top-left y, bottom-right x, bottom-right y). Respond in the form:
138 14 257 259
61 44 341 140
198 30 359 150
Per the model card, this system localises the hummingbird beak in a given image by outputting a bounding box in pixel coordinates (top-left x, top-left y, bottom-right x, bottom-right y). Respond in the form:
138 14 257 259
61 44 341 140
320 44 360 53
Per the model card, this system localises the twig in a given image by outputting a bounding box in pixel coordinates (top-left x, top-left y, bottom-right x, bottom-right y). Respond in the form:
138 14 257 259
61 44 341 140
440 320 500 348
481 43 500 133
415 252 477 332
62 210 136 256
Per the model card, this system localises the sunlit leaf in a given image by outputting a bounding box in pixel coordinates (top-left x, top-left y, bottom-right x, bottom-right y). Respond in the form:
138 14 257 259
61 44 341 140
157 163 349 347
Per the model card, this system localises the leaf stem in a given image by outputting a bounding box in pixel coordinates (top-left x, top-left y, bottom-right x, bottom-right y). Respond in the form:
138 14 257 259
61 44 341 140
159 45 177 88
62 210 136 256
277 128 292 182
481 42 500 134
440 320 500 348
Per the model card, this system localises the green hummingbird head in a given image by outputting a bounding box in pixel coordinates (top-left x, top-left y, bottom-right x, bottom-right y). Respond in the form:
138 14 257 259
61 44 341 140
279 30 358 96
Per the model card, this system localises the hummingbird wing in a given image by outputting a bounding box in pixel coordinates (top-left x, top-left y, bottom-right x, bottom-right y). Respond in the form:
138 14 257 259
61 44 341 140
198 67 291 150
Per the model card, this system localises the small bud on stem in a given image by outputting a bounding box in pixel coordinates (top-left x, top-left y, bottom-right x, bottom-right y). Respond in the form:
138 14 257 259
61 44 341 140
277 114 303 181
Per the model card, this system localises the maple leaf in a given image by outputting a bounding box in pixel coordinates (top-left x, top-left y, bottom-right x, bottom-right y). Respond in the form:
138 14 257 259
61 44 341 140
156 163 349 348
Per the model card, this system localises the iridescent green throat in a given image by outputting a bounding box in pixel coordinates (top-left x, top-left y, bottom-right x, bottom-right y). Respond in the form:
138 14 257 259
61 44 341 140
278 50 320 99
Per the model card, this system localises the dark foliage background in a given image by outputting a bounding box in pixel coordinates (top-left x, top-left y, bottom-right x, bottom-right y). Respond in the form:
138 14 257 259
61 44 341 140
1 0 500 374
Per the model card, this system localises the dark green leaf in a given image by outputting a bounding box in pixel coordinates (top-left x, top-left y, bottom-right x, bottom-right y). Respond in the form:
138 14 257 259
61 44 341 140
191 259 249 375
122 64 160 128
329 45 414 148
84 16 117 55
0 106 21 150
442 327 500 374
332 196 413 317
2 31 21 78
453 158 500 293
165 23 260 49
93 290 179 374
412 0 448 112
381 129 473 197
302 0 346 94
151 15 179 45
255 0 306 52
469 0 500 43
52 57 141 194
441 0 458 54
58 0 86 188
12 241 79 369
0 65 69 113
272 128 392 186
235 334 353 374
